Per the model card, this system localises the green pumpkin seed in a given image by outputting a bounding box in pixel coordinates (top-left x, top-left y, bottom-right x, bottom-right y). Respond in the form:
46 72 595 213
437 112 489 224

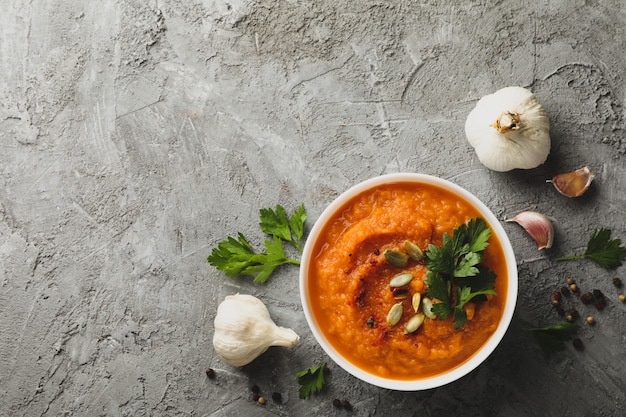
421 297 437 319
384 250 408 267
389 272 413 287
404 240 425 262
386 302 404 326
404 313 425 334
412 293 421 312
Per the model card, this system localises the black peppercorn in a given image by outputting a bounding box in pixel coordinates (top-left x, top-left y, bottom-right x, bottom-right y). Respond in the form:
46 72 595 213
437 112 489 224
251 384 260 394
332 399 342 408
366 317 375 328
205 368 215 379
593 289 606 310
580 292 594 305
271 392 282 404
341 400 353 411
613 277 622 288
573 338 584 350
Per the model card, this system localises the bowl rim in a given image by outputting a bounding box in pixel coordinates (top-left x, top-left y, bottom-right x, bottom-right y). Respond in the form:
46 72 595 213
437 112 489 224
299 173 518 391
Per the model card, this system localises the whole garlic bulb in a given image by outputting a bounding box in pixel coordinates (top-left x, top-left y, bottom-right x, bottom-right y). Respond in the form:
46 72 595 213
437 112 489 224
213 294 299 367
465 86 551 172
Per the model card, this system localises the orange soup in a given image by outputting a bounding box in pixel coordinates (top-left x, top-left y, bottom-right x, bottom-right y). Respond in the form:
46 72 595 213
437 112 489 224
308 182 508 380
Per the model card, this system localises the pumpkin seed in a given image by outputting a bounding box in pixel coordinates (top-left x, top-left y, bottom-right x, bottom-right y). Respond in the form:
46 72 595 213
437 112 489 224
421 297 437 319
384 250 408 267
389 272 413 287
412 293 421 312
404 313 425 334
386 302 403 326
404 240 425 262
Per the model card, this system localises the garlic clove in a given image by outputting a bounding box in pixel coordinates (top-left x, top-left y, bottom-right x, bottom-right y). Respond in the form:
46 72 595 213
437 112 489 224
507 211 554 250
548 166 594 198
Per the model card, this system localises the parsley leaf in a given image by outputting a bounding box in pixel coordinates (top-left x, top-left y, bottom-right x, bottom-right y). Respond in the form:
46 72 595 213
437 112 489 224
527 323 580 356
260 204 307 252
289 204 307 244
208 205 306 283
295 362 326 399
425 218 498 329
260 206 291 242
425 271 451 319
245 237 298 283
455 266 496 293
453 286 497 329
467 217 491 253
454 251 482 277
426 237 457 276
207 233 257 277
557 228 626 269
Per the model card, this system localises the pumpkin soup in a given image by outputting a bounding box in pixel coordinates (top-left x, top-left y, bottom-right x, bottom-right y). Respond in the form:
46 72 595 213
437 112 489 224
308 182 508 380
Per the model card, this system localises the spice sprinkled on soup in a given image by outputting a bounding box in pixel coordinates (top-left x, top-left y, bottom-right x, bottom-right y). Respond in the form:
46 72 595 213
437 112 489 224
308 182 508 380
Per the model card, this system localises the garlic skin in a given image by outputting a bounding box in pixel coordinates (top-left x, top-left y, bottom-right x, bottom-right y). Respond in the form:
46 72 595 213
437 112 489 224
548 166 594 197
507 211 554 250
465 86 551 172
213 294 299 367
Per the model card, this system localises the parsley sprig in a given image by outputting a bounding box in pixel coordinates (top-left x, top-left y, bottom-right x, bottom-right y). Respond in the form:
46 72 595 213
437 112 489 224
260 205 307 252
528 323 580 356
556 228 626 269
295 362 326 399
207 204 307 283
425 218 498 329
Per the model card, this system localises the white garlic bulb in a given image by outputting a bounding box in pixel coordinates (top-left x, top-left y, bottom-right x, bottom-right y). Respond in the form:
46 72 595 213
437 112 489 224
212 294 299 367
465 86 551 172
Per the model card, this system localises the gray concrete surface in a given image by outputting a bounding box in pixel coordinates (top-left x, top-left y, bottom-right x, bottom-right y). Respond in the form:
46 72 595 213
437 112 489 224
1 0 625 416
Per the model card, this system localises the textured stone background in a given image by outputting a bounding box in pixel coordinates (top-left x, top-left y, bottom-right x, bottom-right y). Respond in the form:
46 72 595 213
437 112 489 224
1 0 625 416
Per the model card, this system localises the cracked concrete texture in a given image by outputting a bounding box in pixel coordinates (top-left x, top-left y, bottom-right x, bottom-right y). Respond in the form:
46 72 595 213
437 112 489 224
1 0 625 416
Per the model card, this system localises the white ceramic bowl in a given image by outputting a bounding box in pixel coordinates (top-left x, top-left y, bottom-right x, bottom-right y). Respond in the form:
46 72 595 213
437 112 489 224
299 173 518 391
